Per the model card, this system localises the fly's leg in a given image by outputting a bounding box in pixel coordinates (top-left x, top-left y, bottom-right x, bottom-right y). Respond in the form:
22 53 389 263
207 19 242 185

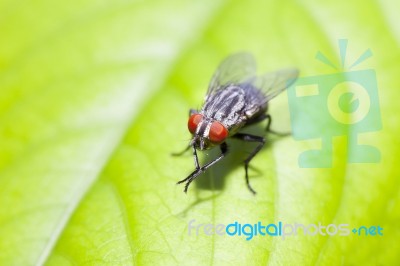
246 113 289 136
265 114 290 136
171 145 191 156
233 133 265 194
171 109 198 156
177 142 228 193
265 114 272 132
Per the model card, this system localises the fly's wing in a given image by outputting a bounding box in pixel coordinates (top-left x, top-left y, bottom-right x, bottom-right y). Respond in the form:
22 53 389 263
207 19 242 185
205 52 257 102
250 68 299 102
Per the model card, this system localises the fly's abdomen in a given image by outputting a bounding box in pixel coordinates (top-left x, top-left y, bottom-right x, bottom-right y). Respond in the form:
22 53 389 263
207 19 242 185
242 83 268 118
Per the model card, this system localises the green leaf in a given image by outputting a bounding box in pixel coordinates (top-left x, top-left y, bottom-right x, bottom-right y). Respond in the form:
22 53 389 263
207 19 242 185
0 0 399 265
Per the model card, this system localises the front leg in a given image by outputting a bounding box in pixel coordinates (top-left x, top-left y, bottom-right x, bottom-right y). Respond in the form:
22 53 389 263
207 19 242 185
177 142 228 193
171 145 191 156
233 133 265 194
171 109 198 156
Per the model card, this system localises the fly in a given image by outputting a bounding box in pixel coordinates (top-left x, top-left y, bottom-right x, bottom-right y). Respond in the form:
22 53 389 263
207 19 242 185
175 53 298 194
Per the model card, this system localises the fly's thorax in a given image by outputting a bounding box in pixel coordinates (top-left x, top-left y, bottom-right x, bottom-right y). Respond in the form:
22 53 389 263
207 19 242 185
201 85 248 129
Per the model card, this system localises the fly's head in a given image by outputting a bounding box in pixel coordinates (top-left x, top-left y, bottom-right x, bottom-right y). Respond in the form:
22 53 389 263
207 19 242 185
188 113 228 150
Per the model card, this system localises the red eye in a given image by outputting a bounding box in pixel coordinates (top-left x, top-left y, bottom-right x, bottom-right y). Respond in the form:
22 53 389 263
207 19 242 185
209 121 228 143
188 114 203 134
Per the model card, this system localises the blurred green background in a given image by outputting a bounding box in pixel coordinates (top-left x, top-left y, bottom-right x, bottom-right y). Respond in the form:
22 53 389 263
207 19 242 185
0 0 399 265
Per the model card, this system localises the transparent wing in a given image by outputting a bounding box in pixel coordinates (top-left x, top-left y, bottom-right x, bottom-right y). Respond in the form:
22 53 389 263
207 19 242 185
251 68 299 101
205 52 257 101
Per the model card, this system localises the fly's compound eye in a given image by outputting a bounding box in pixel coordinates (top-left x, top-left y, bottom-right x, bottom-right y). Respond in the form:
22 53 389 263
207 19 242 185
188 114 203 134
209 121 228 143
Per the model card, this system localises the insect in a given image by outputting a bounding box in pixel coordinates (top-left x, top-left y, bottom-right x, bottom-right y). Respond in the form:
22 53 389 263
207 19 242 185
175 53 298 194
